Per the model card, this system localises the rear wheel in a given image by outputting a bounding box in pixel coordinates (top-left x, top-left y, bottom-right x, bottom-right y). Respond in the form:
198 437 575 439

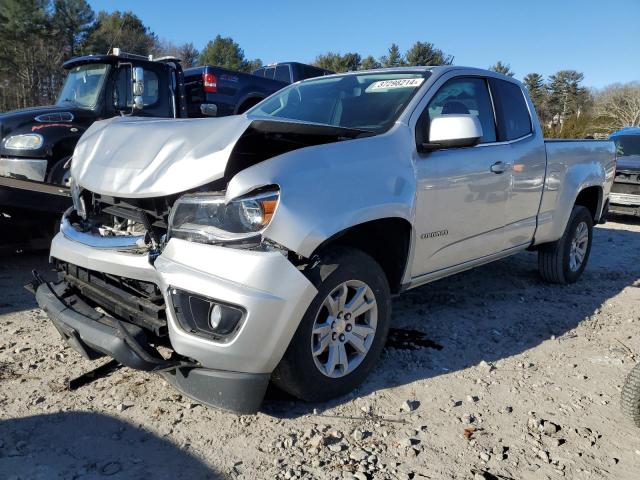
538 205 593 284
272 247 391 402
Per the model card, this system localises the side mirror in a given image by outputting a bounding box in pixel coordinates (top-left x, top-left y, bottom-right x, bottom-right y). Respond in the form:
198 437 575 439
132 67 144 109
419 114 483 152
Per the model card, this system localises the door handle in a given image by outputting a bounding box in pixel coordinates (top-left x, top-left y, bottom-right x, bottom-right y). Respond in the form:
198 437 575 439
490 161 508 174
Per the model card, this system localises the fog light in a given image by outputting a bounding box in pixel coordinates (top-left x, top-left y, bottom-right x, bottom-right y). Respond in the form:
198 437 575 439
208 303 243 335
171 288 245 341
209 304 222 329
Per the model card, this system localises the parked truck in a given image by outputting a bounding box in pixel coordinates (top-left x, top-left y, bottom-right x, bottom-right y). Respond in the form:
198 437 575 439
609 127 640 217
32 66 615 413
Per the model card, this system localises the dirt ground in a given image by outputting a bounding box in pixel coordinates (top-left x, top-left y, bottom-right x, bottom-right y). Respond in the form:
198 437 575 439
1 217 639 480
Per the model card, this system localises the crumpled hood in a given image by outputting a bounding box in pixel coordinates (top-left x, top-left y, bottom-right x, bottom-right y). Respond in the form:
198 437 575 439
71 115 252 198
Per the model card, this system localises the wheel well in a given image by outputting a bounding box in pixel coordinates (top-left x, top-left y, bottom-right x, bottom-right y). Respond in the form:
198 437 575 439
575 186 602 221
313 218 412 294
236 97 263 114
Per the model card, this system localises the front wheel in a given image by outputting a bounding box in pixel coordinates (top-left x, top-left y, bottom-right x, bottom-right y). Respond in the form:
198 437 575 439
272 247 391 402
538 205 593 284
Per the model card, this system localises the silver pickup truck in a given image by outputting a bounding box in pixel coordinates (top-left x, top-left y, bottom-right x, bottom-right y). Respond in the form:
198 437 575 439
33 66 615 413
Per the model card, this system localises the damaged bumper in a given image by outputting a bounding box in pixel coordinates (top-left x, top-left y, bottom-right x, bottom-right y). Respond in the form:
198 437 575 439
36 228 317 413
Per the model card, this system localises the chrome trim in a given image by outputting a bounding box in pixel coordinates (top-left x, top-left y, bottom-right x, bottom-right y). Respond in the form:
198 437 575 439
610 192 640 206
476 132 534 148
0 157 47 181
60 213 146 250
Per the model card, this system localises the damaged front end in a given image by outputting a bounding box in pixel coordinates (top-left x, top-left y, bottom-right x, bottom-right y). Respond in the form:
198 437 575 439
30 115 371 413
32 183 316 413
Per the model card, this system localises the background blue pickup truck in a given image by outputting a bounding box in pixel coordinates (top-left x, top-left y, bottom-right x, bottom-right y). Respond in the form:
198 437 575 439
184 62 332 118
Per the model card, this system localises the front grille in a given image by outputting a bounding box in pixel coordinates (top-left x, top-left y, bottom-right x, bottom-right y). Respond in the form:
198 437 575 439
58 261 168 336
92 193 173 234
614 171 640 185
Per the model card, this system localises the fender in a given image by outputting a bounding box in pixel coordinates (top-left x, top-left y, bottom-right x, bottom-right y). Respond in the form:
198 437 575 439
226 124 418 258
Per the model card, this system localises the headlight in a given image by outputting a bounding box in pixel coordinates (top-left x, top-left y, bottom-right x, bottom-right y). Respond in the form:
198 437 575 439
4 134 44 150
168 188 279 245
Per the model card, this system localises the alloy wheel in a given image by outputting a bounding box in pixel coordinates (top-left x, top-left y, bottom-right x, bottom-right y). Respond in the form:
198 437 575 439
310 279 378 378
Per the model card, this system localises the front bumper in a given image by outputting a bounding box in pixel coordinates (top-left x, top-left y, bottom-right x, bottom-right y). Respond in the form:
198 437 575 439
609 192 640 216
35 281 269 413
0 157 48 182
39 229 317 412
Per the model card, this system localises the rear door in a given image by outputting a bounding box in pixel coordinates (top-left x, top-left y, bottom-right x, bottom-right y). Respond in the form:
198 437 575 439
488 78 546 249
410 75 512 276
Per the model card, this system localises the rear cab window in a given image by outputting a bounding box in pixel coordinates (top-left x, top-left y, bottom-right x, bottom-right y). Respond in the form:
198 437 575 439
274 65 291 83
489 78 532 141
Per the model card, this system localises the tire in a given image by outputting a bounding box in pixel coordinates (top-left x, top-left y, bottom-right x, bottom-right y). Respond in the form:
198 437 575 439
46 156 72 186
272 246 391 402
538 205 593 284
621 363 640 428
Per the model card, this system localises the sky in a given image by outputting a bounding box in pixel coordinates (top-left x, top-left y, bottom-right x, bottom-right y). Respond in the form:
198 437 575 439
87 0 639 89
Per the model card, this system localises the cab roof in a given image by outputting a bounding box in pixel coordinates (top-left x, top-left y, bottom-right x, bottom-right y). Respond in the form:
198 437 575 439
610 127 640 137
62 54 160 70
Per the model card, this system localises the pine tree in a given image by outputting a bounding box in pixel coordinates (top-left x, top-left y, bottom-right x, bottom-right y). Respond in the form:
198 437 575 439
83 11 157 56
380 44 404 68
52 0 94 56
489 61 514 77
405 41 453 66
523 72 547 124
359 55 380 70
546 70 588 123
198 35 260 73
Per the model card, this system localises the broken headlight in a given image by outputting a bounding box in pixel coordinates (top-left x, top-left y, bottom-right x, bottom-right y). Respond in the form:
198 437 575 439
168 189 279 245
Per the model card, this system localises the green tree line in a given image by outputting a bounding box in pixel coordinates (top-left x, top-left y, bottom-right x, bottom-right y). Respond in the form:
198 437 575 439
1 0 637 137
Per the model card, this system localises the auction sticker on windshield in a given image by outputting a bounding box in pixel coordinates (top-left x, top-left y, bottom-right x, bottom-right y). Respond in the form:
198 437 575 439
366 78 424 91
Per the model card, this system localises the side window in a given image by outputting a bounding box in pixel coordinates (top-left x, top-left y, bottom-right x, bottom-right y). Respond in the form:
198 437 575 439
302 65 325 80
490 78 532 141
142 70 159 106
264 67 275 79
274 65 291 83
112 67 159 109
113 66 131 110
426 77 497 144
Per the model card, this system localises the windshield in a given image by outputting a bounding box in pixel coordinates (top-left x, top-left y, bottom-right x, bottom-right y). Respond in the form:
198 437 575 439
56 64 110 108
248 72 430 132
613 135 640 157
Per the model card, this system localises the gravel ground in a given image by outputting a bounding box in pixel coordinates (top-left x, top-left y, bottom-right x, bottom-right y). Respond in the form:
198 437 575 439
1 218 639 480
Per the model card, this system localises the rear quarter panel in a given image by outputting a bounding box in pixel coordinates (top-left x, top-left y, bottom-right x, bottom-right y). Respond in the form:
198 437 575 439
534 140 616 245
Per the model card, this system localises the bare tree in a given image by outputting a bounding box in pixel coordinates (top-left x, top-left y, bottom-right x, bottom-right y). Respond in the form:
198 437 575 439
594 82 640 130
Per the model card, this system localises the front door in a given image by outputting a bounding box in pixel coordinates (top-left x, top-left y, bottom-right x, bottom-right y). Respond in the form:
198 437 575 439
411 76 512 277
